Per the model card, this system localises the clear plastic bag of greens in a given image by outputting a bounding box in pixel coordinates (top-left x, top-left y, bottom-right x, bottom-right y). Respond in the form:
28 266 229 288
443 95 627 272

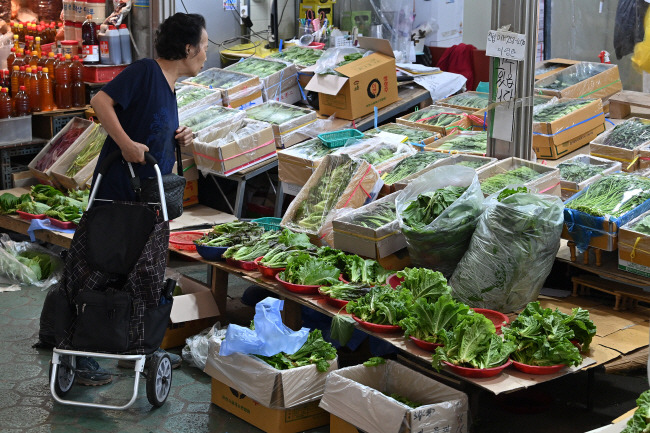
0 234 63 288
176 85 223 114
180 104 245 133
450 190 564 313
182 322 227 370
395 165 484 277
313 47 367 75
333 137 417 174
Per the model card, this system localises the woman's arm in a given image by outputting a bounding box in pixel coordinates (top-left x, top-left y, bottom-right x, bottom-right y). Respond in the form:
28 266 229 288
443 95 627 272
90 90 149 163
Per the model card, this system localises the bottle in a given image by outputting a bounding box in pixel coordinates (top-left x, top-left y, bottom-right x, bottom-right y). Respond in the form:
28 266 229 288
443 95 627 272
27 67 41 113
14 86 30 117
10 66 20 97
23 50 33 68
18 66 26 89
71 56 85 107
118 24 132 64
98 29 108 64
107 25 122 65
25 35 33 52
44 52 56 76
13 51 25 70
28 51 39 69
7 48 16 72
34 37 42 58
0 88 11 119
81 15 99 64
1 70 9 91
40 68 55 111
37 51 48 69
23 67 32 108
55 55 72 109
18 24 25 42
12 34 19 51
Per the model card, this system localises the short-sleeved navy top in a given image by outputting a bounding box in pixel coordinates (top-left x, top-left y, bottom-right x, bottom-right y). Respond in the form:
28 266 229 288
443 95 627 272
92 58 178 201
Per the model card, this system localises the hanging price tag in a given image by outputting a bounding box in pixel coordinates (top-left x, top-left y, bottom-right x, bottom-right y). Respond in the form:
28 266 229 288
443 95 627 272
492 59 518 142
486 30 527 61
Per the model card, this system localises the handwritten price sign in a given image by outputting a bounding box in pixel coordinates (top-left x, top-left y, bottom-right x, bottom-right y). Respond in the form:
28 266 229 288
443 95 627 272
486 30 527 61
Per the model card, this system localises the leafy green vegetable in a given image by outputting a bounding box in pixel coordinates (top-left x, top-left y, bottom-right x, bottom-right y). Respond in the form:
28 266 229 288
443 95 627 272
621 390 650 433
630 214 650 236
348 201 396 229
455 160 490 169
502 301 584 367
0 193 30 214
319 282 371 301
364 123 438 145
382 152 450 185
331 313 356 345
31 185 64 203
358 145 400 166
227 58 287 78
603 118 650 150
45 205 83 223
432 312 515 370
16 200 50 215
436 132 487 153
246 102 313 125
401 186 467 230
565 174 650 218
281 138 333 160
268 46 323 67
279 252 340 286
558 160 607 183
176 86 216 108
402 106 467 128
255 329 336 372
195 221 265 247
186 68 252 89
65 124 107 177
340 255 392 286
181 105 242 132
395 267 452 303
346 285 413 325
363 356 386 367
532 99 592 123
399 295 470 344
480 166 541 195
259 229 317 268
223 230 282 261
387 393 422 408
16 251 54 280
443 92 489 109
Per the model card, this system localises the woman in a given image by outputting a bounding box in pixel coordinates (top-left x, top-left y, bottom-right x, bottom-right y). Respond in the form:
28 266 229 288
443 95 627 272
78 13 207 387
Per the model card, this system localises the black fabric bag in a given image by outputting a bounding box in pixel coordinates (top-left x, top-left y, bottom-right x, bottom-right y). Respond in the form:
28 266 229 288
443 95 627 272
140 142 186 220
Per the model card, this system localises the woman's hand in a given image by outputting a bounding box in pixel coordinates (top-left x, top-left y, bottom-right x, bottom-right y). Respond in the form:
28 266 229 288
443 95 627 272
175 126 194 147
121 140 150 164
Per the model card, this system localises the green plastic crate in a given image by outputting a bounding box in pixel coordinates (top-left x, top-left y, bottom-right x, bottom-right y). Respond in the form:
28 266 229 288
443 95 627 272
318 129 364 149
252 217 282 231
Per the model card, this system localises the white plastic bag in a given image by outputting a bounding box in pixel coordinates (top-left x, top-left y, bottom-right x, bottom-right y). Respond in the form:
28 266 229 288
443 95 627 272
0 234 63 288
182 322 226 370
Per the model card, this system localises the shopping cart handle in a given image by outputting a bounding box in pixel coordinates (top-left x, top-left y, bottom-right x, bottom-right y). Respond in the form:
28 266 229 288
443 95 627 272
96 151 159 176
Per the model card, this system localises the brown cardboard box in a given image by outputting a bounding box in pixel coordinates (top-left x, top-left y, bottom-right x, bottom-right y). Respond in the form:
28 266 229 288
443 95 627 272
558 155 622 201
277 138 334 187
224 57 298 104
305 38 398 120
51 124 107 190
618 210 650 278
532 99 606 160
182 179 199 208
363 123 442 148
535 62 622 102
590 117 650 172
329 415 362 432
245 101 318 149
425 130 488 156
211 379 329 433
159 274 220 349
478 157 561 197
396 104 473 136
181 67 261 108
534 58 581 81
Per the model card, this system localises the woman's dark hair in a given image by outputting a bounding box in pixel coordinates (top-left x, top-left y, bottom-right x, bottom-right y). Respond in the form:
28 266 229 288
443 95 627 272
155 13 206 60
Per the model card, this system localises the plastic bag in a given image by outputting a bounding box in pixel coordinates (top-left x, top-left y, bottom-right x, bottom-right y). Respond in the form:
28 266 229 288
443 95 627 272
182 322 226 370
450 191 564 313
633 9 650 73
614 0 649 60
313 47 366 75
278 114 343 146
0 234 63 288
333 136 417 174
396 165 484 277
219 297 309 357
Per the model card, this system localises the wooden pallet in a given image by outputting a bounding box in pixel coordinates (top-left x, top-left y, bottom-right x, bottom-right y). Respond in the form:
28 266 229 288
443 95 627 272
571 273 650 310
608 90 650 119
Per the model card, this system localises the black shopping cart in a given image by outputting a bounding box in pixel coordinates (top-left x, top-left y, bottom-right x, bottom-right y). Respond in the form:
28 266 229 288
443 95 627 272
49 151 175 409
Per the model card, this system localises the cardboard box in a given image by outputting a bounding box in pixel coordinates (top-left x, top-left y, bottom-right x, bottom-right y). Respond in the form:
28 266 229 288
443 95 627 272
332 192 406 259
224 58 298 103
50 124 107 190
396 104 473 136
176 85 223 115
305 37 398 120
534 58 581 82
181 67 261 108
245 101 318 149
478 157 561 197
182 179 199 208
265 82 304 105
618 210 650 278
558 154 622 201
591 117 650 172
319 360 469 433
277 138 334 187
160 274 220 349
192 119 276 176
533 98 606 160
535 62 622 103
28 117 95 185
639 142 650 171
211 379 329 433
363 123 442 148
437 91 490 112
173 156 200 181
425 130 488 156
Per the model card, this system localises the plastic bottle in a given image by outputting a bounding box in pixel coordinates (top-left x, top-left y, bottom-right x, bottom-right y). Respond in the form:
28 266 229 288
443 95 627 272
44 52 56 76
27 50 39 69
25 35 33 51
27 67 41 113
10 66 20 97
7 48 16 72
14 86 30 117
23 50 32 68
13 51 25 70
55 55 72 109
71 55 85 107
34 37 42 58
18 66 26 89
107 25 122 65
98 30 109 64
118 24 132 64
1 70 9 91
0 88 11 119
17 24 25 42
23 67 32 107
81 15 99 64
40 68 55 111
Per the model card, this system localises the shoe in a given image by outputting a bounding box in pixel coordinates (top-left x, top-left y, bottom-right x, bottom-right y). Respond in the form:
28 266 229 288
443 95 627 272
75 357 113 386
117 349 181 370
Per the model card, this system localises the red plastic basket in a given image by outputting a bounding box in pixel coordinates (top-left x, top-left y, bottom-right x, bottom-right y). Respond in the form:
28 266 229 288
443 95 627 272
255 257 285 279
275 273 320 294
308 42 326 49
511 361 566 375
169 231 205 251
82 64 128 83
318 288 349 309
472 308 510 334
16 211 47 220
387 274 404 289
48 217 77 229
352 315 402 334
409 336 443 352
443 359 512 378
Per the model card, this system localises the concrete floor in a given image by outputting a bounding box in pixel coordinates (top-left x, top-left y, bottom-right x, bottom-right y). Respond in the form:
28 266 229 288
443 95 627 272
0 258 648 433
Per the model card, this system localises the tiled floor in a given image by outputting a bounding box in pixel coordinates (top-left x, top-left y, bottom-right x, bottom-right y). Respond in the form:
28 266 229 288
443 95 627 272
0 258 648 433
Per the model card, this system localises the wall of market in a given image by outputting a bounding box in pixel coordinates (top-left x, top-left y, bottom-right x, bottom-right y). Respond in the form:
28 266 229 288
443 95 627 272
462 0 490 50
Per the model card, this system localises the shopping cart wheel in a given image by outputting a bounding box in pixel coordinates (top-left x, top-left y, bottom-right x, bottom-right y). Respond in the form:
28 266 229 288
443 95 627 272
146 352 172 407
49 355 76 397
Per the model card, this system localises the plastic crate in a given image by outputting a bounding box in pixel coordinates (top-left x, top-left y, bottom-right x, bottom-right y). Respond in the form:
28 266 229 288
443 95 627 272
0 115 32 146
318 129 364 148
252 217 282 231
82 64 128 83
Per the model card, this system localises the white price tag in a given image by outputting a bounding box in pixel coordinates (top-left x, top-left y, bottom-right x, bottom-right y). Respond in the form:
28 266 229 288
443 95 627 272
492 59 518 142
486 30 527 61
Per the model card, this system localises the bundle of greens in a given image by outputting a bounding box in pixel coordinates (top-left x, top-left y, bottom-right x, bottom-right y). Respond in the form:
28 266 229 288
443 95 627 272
346 285 414 325
630 214 650 236
186 69 251 89
255 329 336 372
603 118 650 149
502 301 587 366
395 267 452 303
557 160 607 183
258 229 316 268
278 252 340 286
223 230 282 261
226 58 287 78
436 132 487 153
348 201 396 229
319 53 365 76
319 282 371 301
621 390 650 433
16 200 50 215
386 393 422 409
432 312 516 370
246 102 313 125
65 124 107 177
0 192 31 214
268 46 323 67
532 99 593 123
289 158 358 232
401 106 467 127
195 221 265 247
340 255 393 286
45 206 82 223
358 145 399 166
364 124 438 144
181 105 242 132
399 295 470 344
35 121 88 171
382 152 450 185
480 166 542 195
401 186 467 230
443 92 489 109
281 138 332 161
31 184 63 203
565 174 650 217
16 251 54 281
176 86 216 109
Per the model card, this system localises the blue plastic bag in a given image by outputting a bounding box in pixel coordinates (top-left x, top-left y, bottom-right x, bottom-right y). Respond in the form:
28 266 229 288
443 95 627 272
219 297 309 357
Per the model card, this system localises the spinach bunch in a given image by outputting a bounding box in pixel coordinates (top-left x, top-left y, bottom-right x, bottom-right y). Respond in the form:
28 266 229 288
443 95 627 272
480 166 541 195
382 152 450 185
195 221 265 247
399 295 470 344
401 186 467 230
558 160 607 183
259 229 316 268
346 285 414 325
565 174 650 218
255 329 336 372
279 252 340 286
223 230 282 261
603 118 650 149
